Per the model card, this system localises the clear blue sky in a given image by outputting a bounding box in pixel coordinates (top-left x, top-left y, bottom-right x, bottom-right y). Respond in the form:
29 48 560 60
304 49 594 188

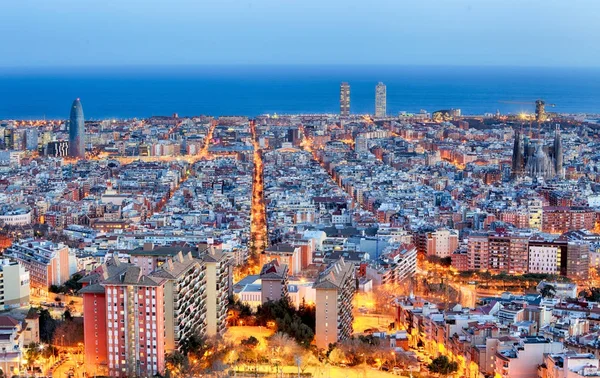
1 0 598 67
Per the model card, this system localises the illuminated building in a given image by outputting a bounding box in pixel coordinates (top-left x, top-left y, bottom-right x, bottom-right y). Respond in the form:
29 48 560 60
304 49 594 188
495 337 562 378
4 239 70 290
0 316 24 377
541 206 595 234
511 127 563 180
44 140 69 157
425 229 459 258
259 259 289 303
68 98 85 158
313 257 356 349
0 259 29 310
340 82 350 117
80 257 167 378
23 128 38 151
375 82 386 117
261 243 302 275
3 128 14 150
151 252 207 353
202 250 230 337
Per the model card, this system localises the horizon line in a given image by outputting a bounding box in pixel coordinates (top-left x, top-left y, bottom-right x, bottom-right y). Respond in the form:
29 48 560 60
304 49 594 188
1 63 600 71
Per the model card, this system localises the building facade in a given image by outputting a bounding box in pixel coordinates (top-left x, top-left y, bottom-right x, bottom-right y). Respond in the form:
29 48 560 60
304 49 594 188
0 259 29 310
375 82 386 117
68 98 85 158
314 257 356 349
340 82 350 117
4 239 70 291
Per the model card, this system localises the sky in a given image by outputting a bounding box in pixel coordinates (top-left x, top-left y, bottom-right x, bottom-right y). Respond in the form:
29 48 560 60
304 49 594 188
1 0 599 68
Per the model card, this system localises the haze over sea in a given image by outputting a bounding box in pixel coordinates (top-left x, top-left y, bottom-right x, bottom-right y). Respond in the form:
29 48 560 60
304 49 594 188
0 65 599 120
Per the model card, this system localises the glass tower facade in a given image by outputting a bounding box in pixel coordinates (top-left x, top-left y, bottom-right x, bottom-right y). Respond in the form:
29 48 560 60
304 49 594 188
68 98 85 158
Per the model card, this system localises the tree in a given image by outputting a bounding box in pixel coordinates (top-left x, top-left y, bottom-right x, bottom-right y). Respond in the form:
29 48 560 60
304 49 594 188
328 348 346 365
25 342 41 369
180 333 206 358
241 336 259 348
428 355 458 376
581 287 600 302
540 284 556 298
38 308 57 343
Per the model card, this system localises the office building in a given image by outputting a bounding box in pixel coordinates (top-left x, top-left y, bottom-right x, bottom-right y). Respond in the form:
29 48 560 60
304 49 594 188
375 82 386 117
313 257 356 349
68 98 85 158
44 141 69 157
23 129 38 151
340 82 350 117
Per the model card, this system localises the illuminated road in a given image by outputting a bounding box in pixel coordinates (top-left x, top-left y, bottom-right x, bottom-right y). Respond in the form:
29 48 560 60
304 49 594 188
249 120 267 258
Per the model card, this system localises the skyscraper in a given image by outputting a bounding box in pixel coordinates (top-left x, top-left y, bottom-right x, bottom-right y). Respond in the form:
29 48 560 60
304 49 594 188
340 82 350 117
375 82 386 117
68 98 85 158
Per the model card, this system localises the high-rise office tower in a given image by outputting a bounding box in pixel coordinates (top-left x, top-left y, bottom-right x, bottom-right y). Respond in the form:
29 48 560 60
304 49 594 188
3 128 14 150
375 82 386 117
68 98 85 158
340 82 350 117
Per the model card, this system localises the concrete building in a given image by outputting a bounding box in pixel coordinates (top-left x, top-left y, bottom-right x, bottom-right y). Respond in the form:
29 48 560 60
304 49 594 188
467 233 528 273
494 336 563 378
102 266 167 378
542 207 596 234
425 229 459 258
314 258 356 349
528 245 560 274
0 316 24 377
0 205 32 226
0 259 29 310
261 243 302 275
566 242 590 280
540 352 600 378
340 82 350 117
259 259 289 303
4 239 70 291
375 82 386 118
151 252 206 353
202 250 230 337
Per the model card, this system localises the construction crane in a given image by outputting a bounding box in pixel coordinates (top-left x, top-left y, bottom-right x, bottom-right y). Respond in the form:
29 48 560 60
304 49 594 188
498 100 556 107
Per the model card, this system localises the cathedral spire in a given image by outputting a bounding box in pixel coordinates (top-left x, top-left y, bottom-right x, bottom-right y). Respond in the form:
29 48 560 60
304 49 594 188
511 129 524 179
554 124 564 179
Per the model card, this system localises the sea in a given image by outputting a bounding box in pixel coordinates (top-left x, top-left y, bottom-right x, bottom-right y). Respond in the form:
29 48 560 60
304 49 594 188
0 65 599 120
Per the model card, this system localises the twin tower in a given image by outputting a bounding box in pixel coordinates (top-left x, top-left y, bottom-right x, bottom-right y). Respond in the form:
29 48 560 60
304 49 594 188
511 125 563 180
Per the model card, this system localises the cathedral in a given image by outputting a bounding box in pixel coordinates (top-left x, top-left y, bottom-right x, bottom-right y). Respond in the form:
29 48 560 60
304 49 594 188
511 125 563 180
